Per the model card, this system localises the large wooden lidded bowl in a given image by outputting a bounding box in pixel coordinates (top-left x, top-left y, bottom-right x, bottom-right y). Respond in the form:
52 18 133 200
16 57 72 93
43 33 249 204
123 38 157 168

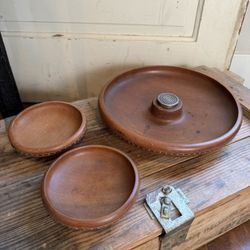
8 101 87 157
99 66 242 155
42 145 139 229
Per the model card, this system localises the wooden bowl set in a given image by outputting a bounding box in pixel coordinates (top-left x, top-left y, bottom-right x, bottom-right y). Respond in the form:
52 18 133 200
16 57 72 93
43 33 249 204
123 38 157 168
8 66 242 230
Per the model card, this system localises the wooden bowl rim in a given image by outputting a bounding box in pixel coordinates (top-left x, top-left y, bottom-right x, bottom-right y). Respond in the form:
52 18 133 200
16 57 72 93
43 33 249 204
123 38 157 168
42 145 139 229
8 101 87 156
98 66 243 154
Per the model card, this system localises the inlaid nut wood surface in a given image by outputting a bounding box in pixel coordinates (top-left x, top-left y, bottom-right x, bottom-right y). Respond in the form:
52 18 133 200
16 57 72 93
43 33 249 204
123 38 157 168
42 145 139 230
98 66 243 155
8 101 87 157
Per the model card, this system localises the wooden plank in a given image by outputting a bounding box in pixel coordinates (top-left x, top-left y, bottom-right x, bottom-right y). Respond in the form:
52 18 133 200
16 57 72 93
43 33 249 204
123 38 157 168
197 246 208 250
174 187 250 250
1 137 250 249
0 114 249 249
203 220 250 250
132 238 160 250
0 69 250 249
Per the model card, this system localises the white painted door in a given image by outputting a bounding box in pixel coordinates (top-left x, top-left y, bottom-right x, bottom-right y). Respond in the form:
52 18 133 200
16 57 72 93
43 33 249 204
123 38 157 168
0 0 248 101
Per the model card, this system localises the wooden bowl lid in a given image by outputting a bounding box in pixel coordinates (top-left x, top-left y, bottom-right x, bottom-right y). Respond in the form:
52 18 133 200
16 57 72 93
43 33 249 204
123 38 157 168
8 101 87 157
99 66 242 155
42 145 139 229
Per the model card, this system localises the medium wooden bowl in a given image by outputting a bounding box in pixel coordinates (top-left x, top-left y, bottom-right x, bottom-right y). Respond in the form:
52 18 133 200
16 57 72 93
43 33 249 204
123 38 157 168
99 66 242 155
8 101 87 157
42 145 139 229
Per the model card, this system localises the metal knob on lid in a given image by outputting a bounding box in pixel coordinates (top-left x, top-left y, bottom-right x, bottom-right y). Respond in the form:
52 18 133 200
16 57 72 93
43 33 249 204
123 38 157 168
151 92 183 121
157 93 180 109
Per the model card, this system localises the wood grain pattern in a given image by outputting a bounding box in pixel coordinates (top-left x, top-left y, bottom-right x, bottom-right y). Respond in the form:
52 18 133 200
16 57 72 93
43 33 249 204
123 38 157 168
0 69 250 249
174 187 250 250
205 220 250 250
133 238 160 250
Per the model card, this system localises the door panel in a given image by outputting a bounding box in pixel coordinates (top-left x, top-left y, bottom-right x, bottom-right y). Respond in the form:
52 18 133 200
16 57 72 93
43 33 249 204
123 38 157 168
0 0 201 37
0 0 248 101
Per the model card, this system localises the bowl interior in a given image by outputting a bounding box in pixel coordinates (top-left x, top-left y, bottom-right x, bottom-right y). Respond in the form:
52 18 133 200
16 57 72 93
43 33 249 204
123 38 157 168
43 147 136 220
10 102 83 150
101 67 240 145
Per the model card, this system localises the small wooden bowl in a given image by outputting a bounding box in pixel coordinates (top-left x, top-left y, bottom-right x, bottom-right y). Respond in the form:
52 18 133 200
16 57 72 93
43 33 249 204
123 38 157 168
8 101 87 157
41 145 139 230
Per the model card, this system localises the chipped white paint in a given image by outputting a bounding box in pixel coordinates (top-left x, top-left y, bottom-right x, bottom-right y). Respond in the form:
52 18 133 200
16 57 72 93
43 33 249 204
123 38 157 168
0 0 248 101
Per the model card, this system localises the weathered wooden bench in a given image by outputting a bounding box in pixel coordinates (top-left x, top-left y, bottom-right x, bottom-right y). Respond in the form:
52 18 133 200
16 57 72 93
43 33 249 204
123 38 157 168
0 67 249 250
